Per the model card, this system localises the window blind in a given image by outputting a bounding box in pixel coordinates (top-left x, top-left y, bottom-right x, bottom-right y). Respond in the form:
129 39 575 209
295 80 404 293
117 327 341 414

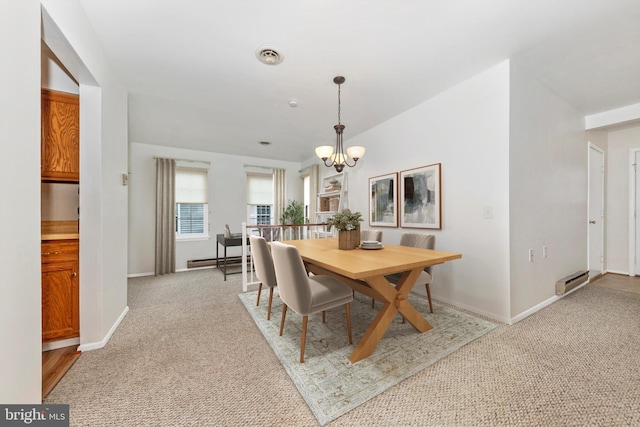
246 173 273 205
176 167 208 203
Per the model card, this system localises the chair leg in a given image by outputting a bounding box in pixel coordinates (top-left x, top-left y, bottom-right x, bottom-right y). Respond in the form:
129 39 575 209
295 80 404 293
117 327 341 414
345 303 353 344
322 311 326 323
300 315 308 363
279 304 288 336
267 287 274 320
426 283 433 313
371 297 375 308
256 282 263 306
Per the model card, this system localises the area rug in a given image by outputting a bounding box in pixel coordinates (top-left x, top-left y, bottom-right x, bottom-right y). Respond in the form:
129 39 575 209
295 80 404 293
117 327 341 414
239 290 496 425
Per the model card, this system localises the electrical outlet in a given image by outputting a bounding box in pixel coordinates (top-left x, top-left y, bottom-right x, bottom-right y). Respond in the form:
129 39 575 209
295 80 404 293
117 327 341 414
528 248 534 262
542 246 548 259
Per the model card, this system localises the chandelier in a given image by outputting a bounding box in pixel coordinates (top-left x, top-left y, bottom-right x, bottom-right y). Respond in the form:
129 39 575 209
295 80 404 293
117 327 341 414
315 76 365 173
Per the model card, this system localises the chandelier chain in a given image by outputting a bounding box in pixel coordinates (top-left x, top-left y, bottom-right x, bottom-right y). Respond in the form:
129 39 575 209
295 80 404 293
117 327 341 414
337 83 341 125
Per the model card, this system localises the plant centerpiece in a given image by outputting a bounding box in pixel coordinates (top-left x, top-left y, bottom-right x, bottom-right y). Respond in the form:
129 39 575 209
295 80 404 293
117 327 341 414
327 208 364 250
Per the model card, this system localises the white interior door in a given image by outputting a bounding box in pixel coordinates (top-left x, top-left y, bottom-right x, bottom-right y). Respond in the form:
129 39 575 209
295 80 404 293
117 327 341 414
588 144 604 275
634 150 640 275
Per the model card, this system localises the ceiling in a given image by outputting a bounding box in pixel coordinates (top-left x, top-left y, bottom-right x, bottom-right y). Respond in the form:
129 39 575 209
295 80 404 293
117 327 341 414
77 0 640 163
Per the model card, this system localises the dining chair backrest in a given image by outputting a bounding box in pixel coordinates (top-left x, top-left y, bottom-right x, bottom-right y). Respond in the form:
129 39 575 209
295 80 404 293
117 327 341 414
400 233 435 275
271 241 312 315
249 235 277 287
361 229 382 242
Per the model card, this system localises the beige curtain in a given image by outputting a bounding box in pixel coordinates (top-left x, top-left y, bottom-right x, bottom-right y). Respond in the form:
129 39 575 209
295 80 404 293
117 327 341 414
309 164 319 223
273 168 286 224
155 158 176 275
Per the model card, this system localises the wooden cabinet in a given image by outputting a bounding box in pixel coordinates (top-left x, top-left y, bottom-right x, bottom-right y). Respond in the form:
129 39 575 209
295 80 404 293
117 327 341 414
42 239 79 342
41 89 80 182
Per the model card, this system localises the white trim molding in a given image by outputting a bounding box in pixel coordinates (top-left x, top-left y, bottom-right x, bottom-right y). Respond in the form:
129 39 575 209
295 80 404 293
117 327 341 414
588 142 605 275
629 148 640 277
77 306 129 352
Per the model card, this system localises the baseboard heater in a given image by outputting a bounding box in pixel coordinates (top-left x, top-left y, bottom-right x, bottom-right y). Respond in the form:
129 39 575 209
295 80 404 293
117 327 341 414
187 258 217 269
555 270 588 295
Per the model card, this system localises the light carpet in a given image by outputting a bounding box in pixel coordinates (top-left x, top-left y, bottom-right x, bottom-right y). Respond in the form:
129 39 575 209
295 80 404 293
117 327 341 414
239 290 496 426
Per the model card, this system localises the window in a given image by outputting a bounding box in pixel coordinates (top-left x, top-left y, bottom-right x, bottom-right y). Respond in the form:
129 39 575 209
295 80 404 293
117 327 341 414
256 205 272 225
176 203 205 234
246 173 273 225
176 166 208 239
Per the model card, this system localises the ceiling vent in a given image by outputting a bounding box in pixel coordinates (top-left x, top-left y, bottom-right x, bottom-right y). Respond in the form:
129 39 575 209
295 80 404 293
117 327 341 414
256 46 284 65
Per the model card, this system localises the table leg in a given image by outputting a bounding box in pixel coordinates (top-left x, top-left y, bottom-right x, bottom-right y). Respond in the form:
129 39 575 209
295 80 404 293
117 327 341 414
223 245 228 280
349 269 432 363
393 269 432 332
348 300 398 363
302 262 433 363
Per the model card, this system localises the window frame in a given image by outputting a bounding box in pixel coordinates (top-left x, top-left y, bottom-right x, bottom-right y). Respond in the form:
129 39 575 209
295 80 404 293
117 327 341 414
175 166 209 240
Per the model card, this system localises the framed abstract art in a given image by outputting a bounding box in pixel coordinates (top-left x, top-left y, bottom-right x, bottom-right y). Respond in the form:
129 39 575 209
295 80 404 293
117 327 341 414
400 163 441 229
369 172 397 227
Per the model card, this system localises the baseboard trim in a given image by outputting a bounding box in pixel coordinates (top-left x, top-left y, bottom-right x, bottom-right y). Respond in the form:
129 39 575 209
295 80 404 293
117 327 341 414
42 337 80 352
510 280 590 324
176 266 214 273
77 305 129 352
606 269 630 276
434 295 510 325
127 272 154 278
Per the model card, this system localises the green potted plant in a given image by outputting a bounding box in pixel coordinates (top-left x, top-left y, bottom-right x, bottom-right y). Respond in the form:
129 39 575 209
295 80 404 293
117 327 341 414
327 208 363 249
280 200 305 225
280 200 305 239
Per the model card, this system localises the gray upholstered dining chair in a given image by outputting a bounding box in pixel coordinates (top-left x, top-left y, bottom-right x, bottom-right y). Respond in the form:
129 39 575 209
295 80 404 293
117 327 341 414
270 241 353 363
361 229 382 243
249 235 278 320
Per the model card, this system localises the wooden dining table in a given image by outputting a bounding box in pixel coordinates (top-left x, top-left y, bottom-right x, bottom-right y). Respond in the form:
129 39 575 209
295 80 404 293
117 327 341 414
280 238 462 363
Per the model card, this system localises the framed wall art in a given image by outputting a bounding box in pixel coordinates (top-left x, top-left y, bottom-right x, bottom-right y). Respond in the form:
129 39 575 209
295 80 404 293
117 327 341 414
400 163 441 229
369 172 397 227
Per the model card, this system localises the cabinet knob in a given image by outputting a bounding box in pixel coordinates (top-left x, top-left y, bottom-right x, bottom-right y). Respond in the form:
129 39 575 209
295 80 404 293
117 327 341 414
71 272 77 277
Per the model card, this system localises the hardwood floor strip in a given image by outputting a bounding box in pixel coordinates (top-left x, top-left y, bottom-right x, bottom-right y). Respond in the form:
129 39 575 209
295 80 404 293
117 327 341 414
42 346 81 399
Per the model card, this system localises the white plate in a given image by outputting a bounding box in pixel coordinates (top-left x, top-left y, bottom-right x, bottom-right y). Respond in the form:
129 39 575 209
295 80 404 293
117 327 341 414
360 244 383 250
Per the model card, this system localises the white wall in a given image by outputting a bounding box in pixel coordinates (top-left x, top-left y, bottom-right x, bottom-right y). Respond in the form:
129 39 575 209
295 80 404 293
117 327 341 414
509 62 588 318
128 142 302 276
606 125 640 273
41 0 129 352
328 61 513 322
0 0 43 404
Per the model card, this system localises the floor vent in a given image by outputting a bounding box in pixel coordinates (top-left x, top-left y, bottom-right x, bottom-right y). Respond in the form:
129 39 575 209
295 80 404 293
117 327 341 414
556 270 588 295
187 258 217 269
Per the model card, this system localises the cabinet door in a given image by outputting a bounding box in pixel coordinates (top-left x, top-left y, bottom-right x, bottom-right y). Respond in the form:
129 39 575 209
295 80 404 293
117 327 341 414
41 89 80 182
42 262 79 342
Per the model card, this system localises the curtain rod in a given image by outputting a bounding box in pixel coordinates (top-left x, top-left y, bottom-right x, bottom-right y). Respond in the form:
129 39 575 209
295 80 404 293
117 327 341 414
154 156 210 165
243 164 274 170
